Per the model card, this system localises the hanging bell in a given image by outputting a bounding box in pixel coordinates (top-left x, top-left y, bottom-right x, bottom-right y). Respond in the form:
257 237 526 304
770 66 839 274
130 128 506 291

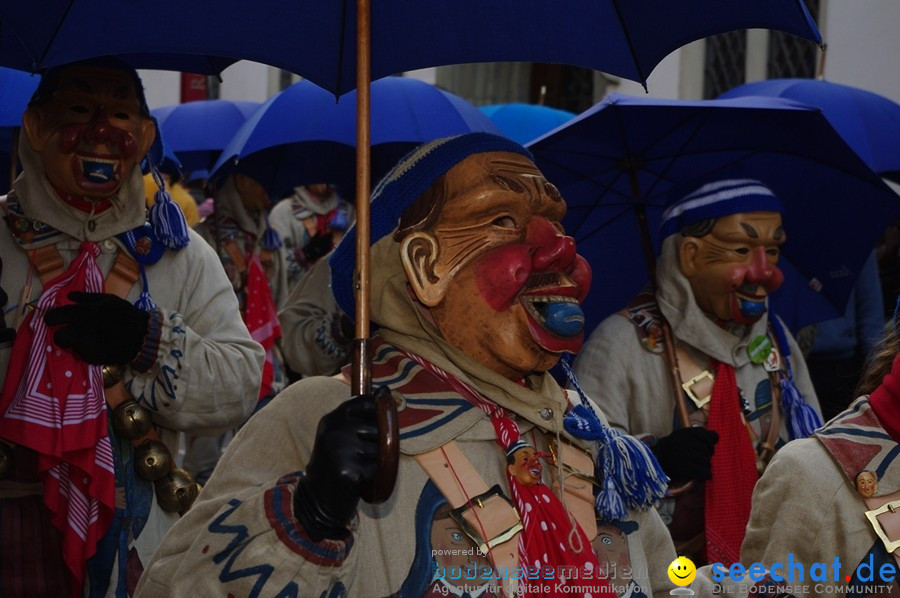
155 467 200 513
102 364 126 388
0 442 13 479
134 439 173 481
111 399 153 440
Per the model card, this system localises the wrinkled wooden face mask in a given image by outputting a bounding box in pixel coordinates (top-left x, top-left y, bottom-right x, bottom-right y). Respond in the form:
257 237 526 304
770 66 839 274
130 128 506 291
23 65 155 200
679 211 785 325
402 151 592 380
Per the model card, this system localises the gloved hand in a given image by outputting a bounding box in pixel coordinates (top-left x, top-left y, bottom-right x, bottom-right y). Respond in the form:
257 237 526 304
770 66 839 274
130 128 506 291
650 426 719 482
44 291 150 365
302 232 334 264
294 388 384 542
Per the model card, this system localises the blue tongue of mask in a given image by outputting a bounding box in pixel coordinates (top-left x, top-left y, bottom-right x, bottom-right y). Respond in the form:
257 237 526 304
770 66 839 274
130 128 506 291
738 296 767 321
83 160 115 184
539 301 585 337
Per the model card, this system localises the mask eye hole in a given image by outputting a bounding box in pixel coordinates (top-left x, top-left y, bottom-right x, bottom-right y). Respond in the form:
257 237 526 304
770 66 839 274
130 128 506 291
70 105 89 114
492 215 517 229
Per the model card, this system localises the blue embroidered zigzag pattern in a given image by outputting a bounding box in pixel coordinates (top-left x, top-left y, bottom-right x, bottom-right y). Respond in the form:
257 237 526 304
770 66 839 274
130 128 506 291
209 498 274 598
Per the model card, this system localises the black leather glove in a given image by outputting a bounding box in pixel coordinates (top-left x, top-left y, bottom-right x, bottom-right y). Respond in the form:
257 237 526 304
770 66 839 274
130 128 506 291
302 232 334 264
650 426 719 482
293 388 384 542
43 291 150 365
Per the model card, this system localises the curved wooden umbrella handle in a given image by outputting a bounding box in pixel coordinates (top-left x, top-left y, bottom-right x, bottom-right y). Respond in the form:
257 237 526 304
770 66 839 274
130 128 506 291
667 479 696 496
359 387 400 504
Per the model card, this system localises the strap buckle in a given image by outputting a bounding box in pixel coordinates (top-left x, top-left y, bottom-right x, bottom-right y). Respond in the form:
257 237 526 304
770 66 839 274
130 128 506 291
865 500 900 554
682 370 714 409
449 484 523 555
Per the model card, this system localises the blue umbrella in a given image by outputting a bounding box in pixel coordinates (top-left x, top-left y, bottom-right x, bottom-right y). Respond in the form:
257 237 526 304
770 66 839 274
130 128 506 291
0 66 39 127
528 93 900 337
210 76 502 198
719 78 900 183
151 100 261 174
0 66 39 192
0 1 820 95
479 103 576 145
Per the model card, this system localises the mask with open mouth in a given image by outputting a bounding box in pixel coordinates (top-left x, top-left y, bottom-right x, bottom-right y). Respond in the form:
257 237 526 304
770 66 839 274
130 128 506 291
405 151 592 380
22 63 155 201
679 210 785 325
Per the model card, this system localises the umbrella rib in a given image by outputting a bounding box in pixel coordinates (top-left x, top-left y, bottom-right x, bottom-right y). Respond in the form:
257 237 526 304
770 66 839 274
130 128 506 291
609 0 647 90
334 0 350 97
38 0 77 66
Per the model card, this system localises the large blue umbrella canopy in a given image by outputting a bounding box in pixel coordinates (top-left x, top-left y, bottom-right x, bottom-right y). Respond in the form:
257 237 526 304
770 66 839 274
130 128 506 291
0 1 820 95
210 76 502 198
719 78 900 184
0 66 39 192
479 103 576 145
0 66 39 127
151 100 261 174
528 93 900 337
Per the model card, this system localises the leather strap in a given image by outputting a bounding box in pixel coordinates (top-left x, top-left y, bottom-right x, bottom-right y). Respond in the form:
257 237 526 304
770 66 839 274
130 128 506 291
547 433 598 541
674 344 715 411
27 245 65 285
415 442 520 597
106 251 141 299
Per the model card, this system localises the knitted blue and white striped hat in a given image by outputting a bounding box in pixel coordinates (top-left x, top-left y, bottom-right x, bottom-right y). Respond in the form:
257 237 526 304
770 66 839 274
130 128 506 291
329 132 532 319
659 177 784 239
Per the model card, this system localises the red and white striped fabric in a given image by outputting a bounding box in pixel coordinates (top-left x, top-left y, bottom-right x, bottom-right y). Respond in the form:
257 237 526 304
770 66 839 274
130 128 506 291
0 242 116 594
243 254 282 400
402 351 612 598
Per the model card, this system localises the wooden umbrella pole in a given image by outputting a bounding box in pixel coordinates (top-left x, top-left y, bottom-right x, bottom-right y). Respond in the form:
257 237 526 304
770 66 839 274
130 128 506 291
352 0 372 397
628 168 691 428
353 0 400 506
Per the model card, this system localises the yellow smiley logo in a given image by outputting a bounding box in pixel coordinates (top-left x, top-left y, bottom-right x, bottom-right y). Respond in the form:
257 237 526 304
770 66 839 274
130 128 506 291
668 556 697 586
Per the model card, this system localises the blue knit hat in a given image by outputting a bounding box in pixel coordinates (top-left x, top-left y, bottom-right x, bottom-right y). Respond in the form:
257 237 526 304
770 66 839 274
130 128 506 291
659 177 784 239
329 133 531 319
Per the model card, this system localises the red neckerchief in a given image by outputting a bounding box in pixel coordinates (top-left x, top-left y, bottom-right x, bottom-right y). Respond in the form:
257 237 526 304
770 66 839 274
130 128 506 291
54 188 113 215
868 353 900 442
401 351 611 598
242 254 282 400
704 361 757 565
0 242 115 595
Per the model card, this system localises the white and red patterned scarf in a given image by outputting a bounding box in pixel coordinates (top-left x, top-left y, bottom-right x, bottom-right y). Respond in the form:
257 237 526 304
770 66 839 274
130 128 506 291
0 242 116 594
402 351 612 598
243 254 282 400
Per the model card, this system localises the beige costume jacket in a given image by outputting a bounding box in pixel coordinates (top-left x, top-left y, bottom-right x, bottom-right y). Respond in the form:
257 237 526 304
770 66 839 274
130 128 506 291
138 234 684 598
572 235 820 445
0 141 264 591
741 397 900 597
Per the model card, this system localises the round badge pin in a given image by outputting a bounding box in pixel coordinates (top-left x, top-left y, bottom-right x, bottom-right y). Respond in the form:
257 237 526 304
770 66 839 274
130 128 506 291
747 335 773 365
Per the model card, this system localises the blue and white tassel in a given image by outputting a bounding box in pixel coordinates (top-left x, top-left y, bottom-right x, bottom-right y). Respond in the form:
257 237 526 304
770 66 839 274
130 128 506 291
561 356 668 520
147 161 190 250
770 317 823 438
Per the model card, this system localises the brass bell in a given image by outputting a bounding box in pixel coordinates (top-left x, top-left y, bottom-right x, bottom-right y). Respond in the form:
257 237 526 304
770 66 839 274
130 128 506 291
111 399 153 440
134 440 173 481
155 467 200 513
0 442 13 479
102 364 125 388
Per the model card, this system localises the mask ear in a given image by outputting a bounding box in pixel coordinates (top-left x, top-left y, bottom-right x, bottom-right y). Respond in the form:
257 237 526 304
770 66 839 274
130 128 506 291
136 117 156 161
22 107 50 153
678 236 702 278
401 232 448 307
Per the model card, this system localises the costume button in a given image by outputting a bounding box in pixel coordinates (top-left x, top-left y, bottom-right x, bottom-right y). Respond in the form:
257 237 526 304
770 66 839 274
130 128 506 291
103 239 115 251
87 220 97 232
539 407 553 420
